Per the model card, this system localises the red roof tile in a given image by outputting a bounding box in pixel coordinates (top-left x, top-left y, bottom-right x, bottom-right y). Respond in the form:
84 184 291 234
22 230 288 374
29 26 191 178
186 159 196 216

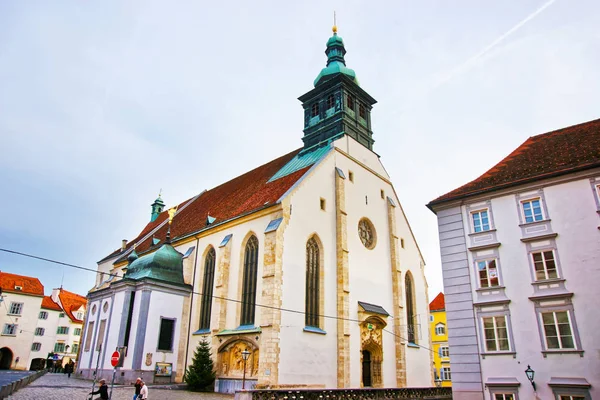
429 292 445 312
58 289 87 322
110 148 310 260
0 272 44 296
428 118 600 207
41 296 62 311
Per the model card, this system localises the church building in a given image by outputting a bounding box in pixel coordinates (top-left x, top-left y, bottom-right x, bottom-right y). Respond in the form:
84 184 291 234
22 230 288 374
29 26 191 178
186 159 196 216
78 26 433 393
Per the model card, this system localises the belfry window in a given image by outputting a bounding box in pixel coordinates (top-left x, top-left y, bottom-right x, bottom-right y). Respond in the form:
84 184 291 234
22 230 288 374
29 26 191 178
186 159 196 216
311 102 319 117
305 237 320 328
359 103 366 119
405 272 417 343
241 235 259 326
199 247 216 330
326 94 335 110
347 95 355 110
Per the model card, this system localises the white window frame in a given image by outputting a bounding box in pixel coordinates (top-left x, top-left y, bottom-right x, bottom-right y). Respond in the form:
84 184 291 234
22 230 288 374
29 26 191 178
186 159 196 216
477 259 500 288
558 396 586 400
441 367 451 381
541 310 576 350
76 312 84 320
2 323 18 335
440 345 450 358
531 250 559 281
482 316 511 352
39 311 48 320
435 323 445 336
35 327 45 336
471 208 491 232
521 197 544 223
74 328 81 336
493 394 516 400
8 302 23 315
31 342 41 352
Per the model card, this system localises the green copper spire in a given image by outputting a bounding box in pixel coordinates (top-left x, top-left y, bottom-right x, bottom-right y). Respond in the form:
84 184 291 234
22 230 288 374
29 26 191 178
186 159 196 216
314 26 358 87
150 192 165 222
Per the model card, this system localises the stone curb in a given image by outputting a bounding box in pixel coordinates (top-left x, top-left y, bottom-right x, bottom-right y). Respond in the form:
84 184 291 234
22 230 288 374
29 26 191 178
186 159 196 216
0 370 47 399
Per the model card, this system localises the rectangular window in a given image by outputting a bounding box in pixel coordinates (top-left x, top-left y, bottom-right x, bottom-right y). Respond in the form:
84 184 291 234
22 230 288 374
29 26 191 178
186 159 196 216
542 311 575 349
2 324 17 335
158 318 175 351
320 198 326 211
532 250 558 280
559 396 585 400
54 342 65 353
35 327 45 336
483 316 510 352
39 311 48 320
74 328 81 336
359 103 366 119
477 259 499 288
348 171 354 182
494 395 515 400
57 326 69 335
522 198 544 223
9 302 23 315
441 346 450 357
76 312 84 320
31 342 41 351
59 312 65 318
435 324 445 336
72 343 79 354
441 367 451 381
84 322 94 352
96 319 107 351
471 209 490 232
346 95 355 110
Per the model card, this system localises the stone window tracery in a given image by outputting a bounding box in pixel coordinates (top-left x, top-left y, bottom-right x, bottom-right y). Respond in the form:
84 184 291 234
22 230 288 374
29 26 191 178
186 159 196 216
358 218 376 249
405 272 417 343
305 237 320 328
241 236 259 326
199 247 216 330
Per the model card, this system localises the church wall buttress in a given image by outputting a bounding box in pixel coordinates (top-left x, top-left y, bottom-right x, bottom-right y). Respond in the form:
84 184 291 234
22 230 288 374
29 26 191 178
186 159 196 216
256 209 288 388
335 169 350 388
175 293 192 382
387 198 407 387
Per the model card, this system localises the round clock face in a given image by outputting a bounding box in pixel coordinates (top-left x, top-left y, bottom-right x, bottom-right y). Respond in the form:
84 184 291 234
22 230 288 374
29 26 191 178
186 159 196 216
358 218 376 249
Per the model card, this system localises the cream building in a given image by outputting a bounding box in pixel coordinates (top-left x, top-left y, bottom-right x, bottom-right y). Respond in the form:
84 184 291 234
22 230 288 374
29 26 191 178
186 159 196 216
79 27 433 393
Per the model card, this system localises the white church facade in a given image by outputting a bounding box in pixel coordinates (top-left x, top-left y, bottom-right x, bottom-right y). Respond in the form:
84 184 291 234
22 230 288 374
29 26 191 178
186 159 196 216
79 27 433 393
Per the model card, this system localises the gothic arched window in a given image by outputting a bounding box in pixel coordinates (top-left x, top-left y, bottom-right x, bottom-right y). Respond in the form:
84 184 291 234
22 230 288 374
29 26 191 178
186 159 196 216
241 235 259 326
199 247 216 330
405 272 416 343
305 237 320 328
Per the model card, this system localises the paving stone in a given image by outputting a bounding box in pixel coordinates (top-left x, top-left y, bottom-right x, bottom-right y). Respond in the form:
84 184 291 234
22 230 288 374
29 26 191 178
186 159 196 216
7 373 233 400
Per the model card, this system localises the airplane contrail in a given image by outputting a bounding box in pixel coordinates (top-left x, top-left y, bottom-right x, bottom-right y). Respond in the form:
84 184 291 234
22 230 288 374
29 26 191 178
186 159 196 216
432 0 558 90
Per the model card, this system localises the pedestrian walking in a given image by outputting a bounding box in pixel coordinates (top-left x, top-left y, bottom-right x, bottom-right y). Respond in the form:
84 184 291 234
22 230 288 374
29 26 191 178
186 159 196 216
89 378 109 400
65 361 73 378
133 377 142 400
138 380 148 399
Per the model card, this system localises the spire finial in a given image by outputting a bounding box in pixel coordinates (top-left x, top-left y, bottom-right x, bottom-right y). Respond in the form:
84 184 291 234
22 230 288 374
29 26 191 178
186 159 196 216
158 188 162 198
166 206 177 243
332 11 337 33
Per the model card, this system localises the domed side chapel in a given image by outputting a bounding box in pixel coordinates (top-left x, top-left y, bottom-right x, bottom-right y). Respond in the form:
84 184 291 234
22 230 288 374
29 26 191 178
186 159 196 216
78 26 433 393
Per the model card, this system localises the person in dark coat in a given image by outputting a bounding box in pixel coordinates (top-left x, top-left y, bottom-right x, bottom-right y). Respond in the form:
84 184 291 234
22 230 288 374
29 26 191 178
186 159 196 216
89 379 109 400
65 361 74 378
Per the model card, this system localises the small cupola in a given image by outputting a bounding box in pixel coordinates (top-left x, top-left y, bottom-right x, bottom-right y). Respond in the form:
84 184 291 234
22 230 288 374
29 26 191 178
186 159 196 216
150 193 165 222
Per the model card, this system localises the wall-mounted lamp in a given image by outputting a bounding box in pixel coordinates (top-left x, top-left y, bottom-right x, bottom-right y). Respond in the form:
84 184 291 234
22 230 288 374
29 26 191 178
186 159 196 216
524 365 536 391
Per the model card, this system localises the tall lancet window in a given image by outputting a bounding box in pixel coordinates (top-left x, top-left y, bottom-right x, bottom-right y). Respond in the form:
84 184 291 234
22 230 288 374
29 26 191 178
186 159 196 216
241 235 259 326
405 272 417 343
305 237 320 328
199 247 216 330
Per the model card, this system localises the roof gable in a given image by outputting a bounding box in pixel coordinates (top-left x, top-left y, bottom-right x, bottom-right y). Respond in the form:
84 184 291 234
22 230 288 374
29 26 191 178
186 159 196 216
58 289 87 322
428 118 600 207
429 292 445 311
41 296 62 311
0 272 44 296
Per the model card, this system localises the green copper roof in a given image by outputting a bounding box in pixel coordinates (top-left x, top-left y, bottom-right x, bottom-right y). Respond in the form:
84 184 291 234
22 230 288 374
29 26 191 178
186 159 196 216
314 31 358 87
123 243 185 284
268 144 331 182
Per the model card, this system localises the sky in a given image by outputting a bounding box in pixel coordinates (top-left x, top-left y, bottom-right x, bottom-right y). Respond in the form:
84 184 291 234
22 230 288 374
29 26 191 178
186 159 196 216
1 0 599 301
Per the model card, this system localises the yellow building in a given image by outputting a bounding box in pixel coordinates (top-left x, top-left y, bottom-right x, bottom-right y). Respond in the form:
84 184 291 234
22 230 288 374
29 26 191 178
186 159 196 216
429 292 451 387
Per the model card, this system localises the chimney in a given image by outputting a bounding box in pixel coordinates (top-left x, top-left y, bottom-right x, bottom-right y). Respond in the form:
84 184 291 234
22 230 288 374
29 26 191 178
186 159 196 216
121 240 127 251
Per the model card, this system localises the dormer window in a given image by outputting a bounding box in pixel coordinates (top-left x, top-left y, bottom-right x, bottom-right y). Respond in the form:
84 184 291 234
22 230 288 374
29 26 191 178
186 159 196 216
14 285 22 291
311 103 319 117
326 94 335 110
359 103 366 119
346 95 355 110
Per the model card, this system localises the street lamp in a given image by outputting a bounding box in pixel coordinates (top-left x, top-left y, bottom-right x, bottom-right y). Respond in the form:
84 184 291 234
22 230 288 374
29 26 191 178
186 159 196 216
524 365 536 391
241 349 251 390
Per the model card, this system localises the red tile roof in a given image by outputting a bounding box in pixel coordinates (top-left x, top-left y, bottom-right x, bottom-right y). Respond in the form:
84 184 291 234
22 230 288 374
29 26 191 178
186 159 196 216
58 289 87 322
41 296 62 311
0 272 44 296
429 292 445 312
428 118 600 208
109 148 311 261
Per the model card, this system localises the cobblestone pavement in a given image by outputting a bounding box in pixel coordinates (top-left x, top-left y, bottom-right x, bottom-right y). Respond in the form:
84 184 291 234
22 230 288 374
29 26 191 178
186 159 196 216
7 373 234 400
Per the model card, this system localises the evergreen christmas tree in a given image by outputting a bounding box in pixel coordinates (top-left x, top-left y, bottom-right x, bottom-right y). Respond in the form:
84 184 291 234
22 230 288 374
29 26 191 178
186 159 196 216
184 338 216 391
